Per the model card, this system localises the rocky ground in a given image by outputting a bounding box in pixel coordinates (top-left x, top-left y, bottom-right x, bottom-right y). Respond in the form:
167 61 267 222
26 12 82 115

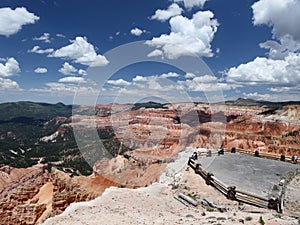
43 150 299 225
285 173 300 218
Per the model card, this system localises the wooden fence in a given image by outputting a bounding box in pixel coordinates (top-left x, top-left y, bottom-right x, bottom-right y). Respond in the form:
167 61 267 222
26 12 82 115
195 147 300 165
229 148 300 165
188 158 281 211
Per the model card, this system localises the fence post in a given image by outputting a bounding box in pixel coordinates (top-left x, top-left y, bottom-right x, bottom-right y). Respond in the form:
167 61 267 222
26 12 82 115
268 198 279 210
227 186 237 200
206 172 214 185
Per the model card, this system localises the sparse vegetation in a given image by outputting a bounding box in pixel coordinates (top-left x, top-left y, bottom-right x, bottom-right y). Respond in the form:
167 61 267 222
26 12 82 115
171 184 179 190
187 192 197 200
272 184 279 191
273 213 282 219
206 206 214 212
183 186 190 191
258 216 265 225
0 101 133 175
245 216 252 221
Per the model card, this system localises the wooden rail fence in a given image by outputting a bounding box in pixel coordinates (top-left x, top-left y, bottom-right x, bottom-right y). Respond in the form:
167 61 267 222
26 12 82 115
188 158 281 211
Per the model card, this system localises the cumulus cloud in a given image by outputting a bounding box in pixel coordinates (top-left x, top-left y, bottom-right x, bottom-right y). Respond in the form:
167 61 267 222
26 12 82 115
146 11 219 59
130 27 146 36
132 75 148 82
34 67 47 74
0 77 20 90
252 0 300 58
150 3 183 22
223 0 300 99
0 57 21 77
58 76 85 83
31 82 98 96
78 69 87 76
226 53 300 86
108 74 177 91
177 75 240 92
160 72 180 78
252 0 300 41
58 62 78 75
0 7 39 36
107 79 131 86
33 33 51 43
184 72 196 78
50 36 109 67
28 46 54 54
243 92 271 100
173 0 208 9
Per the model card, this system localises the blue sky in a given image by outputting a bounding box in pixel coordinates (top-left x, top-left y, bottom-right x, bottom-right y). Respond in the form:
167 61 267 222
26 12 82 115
0 0 299 104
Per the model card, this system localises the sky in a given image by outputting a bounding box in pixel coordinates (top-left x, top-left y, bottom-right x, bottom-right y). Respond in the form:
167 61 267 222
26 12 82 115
0 0 300 104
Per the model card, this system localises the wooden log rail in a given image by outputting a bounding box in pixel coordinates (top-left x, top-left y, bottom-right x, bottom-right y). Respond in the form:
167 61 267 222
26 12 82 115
188 158 281 211
193 148 300 165
233 148 300 164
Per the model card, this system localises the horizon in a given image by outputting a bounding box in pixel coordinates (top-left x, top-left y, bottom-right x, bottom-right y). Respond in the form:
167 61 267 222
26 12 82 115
2 97 300 107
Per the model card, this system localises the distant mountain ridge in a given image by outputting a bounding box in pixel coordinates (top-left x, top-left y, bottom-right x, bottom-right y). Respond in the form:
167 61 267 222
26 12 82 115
224 98 300 107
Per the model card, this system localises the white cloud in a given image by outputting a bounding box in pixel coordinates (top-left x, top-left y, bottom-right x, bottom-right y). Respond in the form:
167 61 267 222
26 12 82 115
122 74 177 91
160 72 180 78
0 77 20 90
33 33 51 43
226 52 300 86
252 0 300 58
147 49 163 58
50 36 109 67
107 79 131 86
28 46 54 54
56 33 66 38
193 74 217 83
222 0 300 101
177 74 240 92
130 27 146 36
178 79 239 92
146 11 219 59
173 0 208 9
58 62 78 75
242 92 272 100
58 76 85 83
34 67 47 74
150 3 183 22
0 57 20 77
132 75 148 82
78 69 87 76
184 72 196 78
30 82 98 96
252 0 300 41
0 7 39 36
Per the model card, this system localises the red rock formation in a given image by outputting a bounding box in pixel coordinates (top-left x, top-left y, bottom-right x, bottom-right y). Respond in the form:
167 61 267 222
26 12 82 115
0 165 120 225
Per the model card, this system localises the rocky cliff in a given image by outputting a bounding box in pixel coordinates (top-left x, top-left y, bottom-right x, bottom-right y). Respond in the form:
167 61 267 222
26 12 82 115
0 164 118 225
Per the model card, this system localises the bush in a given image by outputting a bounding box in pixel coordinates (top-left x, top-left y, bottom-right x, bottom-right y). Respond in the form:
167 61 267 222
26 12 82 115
258 216 265 225
245 216 252 221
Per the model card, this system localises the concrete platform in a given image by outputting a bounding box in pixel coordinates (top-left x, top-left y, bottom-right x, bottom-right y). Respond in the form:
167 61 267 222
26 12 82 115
197 153 300 198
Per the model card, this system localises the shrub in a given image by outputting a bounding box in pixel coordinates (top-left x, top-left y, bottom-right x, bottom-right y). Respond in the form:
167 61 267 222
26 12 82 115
245 216 252 221
258 216 265 225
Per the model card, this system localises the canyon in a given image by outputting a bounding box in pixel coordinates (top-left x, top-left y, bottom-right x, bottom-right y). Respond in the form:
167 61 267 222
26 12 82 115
0 100 299 224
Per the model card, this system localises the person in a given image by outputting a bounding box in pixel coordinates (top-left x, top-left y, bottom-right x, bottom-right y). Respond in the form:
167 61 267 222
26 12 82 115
191 152 198 160
217 146 224 156
292 155 298 164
